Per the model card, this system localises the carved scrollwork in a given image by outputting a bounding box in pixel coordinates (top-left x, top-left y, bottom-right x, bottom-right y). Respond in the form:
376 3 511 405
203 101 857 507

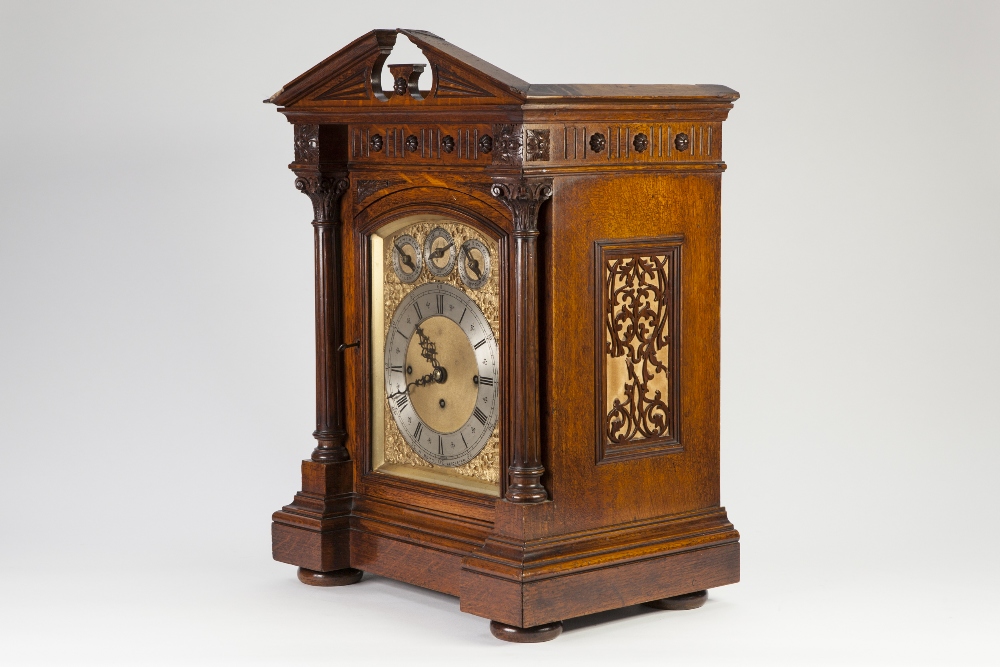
604 254 672 444
356 179 400 203
596 240 681 462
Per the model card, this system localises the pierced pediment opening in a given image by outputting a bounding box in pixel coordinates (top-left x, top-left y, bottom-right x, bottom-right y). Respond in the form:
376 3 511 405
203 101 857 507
378 35 433 102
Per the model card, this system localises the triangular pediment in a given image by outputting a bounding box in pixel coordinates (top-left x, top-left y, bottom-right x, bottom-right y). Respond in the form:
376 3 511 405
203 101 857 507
268 29 528 109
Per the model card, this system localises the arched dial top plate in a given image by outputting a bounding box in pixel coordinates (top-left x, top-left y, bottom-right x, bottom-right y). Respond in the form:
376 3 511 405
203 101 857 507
384 282 499 467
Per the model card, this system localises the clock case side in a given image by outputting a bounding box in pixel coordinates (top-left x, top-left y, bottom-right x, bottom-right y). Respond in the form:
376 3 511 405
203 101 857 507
460 109 741 627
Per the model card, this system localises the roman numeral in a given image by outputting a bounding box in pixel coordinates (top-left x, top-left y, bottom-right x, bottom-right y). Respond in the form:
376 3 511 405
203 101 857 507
414 422 423 441
478 376 494 386
390 365 403 373
413 302 422 320
436 294 444 314
474 339 487 350
473 406 488 425
396 393 408 409
461 433 468 449
459 308 466 324
438 435 443 455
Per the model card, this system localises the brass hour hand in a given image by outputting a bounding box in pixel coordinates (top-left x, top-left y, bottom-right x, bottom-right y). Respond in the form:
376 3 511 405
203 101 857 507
429 241 454 261
386 372 437 400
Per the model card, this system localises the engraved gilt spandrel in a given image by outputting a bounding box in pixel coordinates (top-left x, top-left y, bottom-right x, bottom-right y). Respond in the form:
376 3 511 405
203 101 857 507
382 219 501 484
597 240 682 462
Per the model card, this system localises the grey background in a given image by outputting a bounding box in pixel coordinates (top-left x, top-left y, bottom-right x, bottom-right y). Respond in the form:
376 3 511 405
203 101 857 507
2 1 998 664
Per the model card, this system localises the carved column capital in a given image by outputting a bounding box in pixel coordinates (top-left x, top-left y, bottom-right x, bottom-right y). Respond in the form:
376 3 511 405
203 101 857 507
489 177 553 234
293 172 349 224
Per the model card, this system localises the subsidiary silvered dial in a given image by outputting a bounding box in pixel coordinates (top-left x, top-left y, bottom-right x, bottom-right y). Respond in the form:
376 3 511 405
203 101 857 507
384 282 499 466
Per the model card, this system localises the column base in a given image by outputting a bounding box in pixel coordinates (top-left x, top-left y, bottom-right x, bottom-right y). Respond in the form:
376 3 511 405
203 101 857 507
643 589 708 610
297 567 364 587
489 620 563 643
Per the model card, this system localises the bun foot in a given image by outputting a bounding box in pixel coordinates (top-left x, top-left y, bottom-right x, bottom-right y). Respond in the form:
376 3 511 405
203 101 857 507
489 620 563 643
296 567 364 586
643 589 708 610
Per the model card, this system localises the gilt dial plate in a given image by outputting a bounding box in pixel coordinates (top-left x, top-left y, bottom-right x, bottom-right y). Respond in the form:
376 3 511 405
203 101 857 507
370 214 502 495
384 282 499 466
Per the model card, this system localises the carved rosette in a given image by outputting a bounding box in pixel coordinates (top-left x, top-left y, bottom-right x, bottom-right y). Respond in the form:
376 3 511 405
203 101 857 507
491 176 553 503
492 124 523 165
525 129 550 162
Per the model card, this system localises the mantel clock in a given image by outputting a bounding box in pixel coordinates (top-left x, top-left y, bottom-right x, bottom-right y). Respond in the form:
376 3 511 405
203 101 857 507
267 29 740 642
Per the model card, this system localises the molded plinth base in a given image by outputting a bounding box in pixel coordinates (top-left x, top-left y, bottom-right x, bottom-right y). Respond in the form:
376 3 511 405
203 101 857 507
643 589 708 610
489 620 563 643
297 567 364 587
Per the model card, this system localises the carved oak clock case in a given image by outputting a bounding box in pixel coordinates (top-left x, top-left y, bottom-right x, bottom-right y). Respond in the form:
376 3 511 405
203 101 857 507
267 29 740 643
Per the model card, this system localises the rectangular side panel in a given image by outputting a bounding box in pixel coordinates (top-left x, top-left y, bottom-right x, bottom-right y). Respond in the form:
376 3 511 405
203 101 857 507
459 569 524 627
541 172 723 535
350 530 463 596
523 543 739 626
272 523 351 573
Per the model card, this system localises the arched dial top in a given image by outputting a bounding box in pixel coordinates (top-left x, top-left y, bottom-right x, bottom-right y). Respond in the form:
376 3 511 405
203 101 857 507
384 282 499 467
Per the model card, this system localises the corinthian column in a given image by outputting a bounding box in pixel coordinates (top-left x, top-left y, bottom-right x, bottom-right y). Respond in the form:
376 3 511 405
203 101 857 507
490 177 553 503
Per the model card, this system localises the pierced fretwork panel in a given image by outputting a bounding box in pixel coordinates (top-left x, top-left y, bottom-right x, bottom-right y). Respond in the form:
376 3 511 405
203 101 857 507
595 239 682 463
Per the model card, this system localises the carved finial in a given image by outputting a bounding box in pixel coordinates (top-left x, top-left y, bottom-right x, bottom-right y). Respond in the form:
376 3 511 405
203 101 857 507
387 64 425 100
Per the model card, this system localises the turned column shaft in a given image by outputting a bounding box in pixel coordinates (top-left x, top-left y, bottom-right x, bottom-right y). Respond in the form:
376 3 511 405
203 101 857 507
311 212 348 461
491 177 553 503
